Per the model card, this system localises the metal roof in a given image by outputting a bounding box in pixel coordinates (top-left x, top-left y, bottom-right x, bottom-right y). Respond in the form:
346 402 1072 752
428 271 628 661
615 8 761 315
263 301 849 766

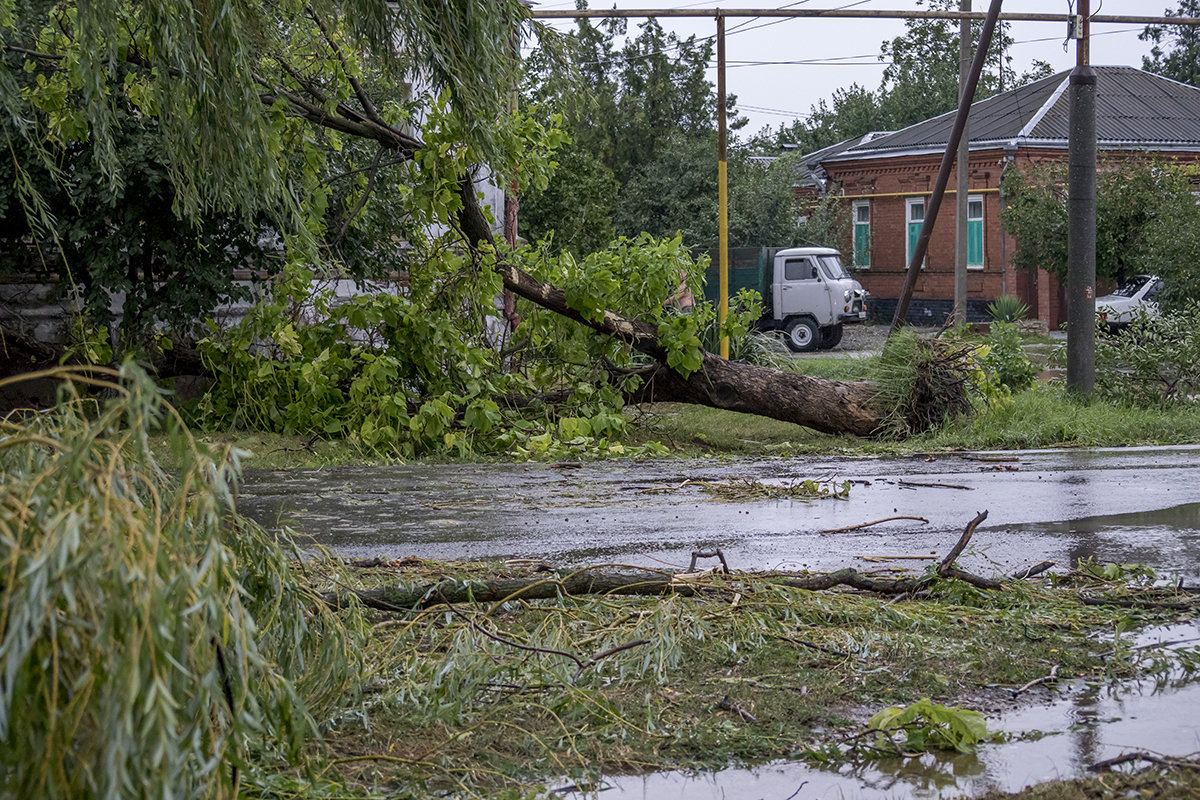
821 66 1200 164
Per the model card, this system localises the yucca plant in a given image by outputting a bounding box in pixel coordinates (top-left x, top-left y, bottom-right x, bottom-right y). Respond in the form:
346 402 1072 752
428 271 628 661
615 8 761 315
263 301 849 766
0 364 364 799
986 295 1029 323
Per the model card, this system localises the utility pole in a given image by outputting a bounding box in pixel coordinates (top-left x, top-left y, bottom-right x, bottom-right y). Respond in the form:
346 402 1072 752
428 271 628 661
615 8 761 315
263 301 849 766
954 0 971 327
890 0 1004 335
1066 0 1096 396
717 12 730 359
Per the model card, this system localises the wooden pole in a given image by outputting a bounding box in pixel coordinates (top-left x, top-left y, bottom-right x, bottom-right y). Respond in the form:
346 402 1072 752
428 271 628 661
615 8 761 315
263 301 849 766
953 0 971 327
889 0 1004 335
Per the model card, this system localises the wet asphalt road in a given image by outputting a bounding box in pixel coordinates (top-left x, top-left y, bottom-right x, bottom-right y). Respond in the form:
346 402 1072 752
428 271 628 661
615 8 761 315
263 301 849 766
237 445 1200 579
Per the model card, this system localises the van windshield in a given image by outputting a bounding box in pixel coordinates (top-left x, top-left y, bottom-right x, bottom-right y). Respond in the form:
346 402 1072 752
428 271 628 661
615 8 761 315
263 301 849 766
817 255 851 280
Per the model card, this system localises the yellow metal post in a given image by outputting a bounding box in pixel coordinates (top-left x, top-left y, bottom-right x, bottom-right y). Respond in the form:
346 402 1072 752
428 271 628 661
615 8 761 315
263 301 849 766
717 13 729 359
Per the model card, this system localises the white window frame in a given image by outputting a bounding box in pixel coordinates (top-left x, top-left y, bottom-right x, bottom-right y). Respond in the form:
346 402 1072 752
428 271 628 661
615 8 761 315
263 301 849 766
967 194 985 270
852 200 870 269
906 197 926 268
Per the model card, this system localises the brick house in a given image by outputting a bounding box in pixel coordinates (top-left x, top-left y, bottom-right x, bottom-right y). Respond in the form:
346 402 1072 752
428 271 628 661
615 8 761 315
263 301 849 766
803 66 1200 328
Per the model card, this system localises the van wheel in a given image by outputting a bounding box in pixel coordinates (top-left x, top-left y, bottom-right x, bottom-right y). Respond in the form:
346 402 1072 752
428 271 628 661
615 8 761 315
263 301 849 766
817 324 844 350
784 318 819 353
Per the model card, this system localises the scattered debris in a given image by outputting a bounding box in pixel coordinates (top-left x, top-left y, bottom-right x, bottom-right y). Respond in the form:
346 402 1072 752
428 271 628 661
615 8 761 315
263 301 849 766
818 515 930 534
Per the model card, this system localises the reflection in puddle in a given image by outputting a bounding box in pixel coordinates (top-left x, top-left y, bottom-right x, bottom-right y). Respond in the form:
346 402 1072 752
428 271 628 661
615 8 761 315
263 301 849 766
555 625 1200 800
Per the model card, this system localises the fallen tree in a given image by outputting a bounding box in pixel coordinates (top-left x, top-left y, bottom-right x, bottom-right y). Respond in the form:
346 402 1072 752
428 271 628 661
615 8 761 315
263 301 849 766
1 2 972 440
330 511 1007 610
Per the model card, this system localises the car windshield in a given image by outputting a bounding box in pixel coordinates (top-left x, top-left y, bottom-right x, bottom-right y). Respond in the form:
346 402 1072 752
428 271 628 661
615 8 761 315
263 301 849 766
1111 275 1152 298
817 255 851 280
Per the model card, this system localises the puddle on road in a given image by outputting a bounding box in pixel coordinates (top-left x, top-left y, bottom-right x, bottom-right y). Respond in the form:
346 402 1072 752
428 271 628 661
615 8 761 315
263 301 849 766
553 624 1200 800
1002 502 1200 578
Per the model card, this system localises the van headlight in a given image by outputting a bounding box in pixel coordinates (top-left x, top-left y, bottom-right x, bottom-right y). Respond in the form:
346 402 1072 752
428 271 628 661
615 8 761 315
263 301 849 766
844 290 851 301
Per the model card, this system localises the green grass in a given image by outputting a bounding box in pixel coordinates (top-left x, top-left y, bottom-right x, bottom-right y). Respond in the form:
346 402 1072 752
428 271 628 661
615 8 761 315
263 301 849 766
315 559 1200 797
978 766 1200 799
919 384 1200 450
159 431 400 469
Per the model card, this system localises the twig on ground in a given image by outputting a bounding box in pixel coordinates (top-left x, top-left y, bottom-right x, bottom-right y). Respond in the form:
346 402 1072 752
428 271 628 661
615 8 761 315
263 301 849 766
859 555 937 562
773 634 851 659
898 480 974 490
1011 665 1059 698
717 695 757 723
818 515 930 534
1012 561 1056 579
1080 594 1196 611
938 510 988 577
1090 751 1200 772
438 593 585 670
573 638 652 682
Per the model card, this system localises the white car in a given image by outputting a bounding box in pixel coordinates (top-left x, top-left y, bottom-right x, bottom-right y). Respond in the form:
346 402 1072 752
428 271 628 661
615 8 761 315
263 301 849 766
1097 274 1163 331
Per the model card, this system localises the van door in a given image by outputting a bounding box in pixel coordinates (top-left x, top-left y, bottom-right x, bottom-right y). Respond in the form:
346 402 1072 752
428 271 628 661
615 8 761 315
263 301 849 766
776 255 831 324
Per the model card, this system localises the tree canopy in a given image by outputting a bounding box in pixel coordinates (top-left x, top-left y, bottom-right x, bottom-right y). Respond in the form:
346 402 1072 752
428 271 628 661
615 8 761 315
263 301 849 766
749 0 1051 155
1141 1 1200 87
1001 158 1200 310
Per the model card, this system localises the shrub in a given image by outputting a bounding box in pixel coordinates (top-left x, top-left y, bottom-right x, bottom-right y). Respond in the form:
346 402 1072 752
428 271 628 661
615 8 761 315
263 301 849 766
0 365 364 798
986 295 1029 323
1095 304 1200 407
979 321 1039 392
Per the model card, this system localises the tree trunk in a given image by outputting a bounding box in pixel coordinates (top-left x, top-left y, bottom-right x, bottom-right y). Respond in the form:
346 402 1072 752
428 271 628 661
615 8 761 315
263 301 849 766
453 185 887 437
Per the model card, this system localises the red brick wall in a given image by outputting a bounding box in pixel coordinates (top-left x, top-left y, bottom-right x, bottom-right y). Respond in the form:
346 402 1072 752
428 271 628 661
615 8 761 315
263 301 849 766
820 145 1200 329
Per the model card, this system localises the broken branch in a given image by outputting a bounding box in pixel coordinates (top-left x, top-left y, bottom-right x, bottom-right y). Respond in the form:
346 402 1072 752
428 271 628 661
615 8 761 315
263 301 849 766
818 515 930 534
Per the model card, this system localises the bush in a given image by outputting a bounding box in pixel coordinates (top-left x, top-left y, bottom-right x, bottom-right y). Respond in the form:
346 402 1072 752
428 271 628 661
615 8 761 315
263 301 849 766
979 321 1039 392
1096 304 1200 407
0 365 364 798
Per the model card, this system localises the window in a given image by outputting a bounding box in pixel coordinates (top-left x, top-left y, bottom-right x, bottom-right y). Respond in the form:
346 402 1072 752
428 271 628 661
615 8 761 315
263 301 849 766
968 195 984 269
906 198 925 267
783 258 818 281
852 201 870 268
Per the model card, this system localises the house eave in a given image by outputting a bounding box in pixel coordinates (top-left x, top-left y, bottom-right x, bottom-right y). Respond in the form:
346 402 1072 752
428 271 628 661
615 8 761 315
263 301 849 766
820 138 1200 167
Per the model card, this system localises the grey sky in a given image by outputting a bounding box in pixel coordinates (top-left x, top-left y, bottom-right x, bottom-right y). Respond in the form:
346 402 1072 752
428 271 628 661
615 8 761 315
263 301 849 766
529 0 1169 139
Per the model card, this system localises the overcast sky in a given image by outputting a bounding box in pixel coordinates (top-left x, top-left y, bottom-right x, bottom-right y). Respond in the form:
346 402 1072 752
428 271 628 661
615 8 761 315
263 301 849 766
528 0 1174 139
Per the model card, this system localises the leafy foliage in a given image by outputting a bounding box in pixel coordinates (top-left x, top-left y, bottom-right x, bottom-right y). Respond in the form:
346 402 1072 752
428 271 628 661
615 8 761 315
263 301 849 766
521 12 822 253
0 365 365 798
1001 158 1200 298
986 295 1029 323
196 233 724 457
1141 1 1200 87
868 699 991 754
1095 305 1200 408
0 103 275 349
979 321 1039 393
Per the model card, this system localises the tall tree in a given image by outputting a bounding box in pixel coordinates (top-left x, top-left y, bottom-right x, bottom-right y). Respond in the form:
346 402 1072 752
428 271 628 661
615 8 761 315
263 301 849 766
877 0 1046 129
754 0 1050 155
1141 1 1200 87
521 9 729 251
1 0 949 446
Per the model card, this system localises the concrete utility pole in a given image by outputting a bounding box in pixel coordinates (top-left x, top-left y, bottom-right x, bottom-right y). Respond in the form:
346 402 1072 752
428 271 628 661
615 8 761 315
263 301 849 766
954 0 971 327
717 13 730 359
1066 0 1096 396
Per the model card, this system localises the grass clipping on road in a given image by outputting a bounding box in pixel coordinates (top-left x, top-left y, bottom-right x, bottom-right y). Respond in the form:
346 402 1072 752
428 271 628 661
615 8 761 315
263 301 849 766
4 366 1200 799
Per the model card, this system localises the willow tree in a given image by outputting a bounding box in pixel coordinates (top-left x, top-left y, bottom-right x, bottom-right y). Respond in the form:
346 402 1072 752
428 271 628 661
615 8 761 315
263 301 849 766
0 0 954 440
